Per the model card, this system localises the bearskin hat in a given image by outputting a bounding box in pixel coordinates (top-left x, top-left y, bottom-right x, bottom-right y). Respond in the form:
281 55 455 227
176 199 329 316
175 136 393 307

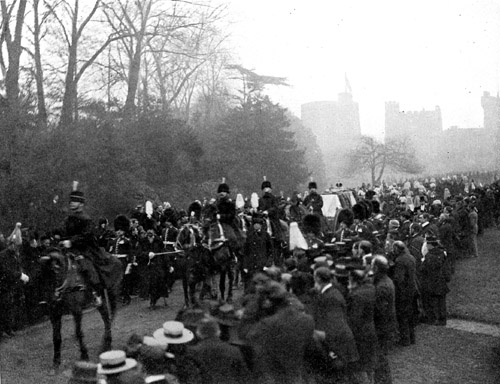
308 181 318 190
352 203 367 221
217 183 230 194
371 200 381 214
336 208 354 227
114 214 130 232
188 201 202 220
365 190 376 200
261 180 272 190
303 213 322 236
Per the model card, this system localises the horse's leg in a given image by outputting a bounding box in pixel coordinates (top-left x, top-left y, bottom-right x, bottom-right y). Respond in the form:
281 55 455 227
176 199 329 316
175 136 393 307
182 272 190 307
188 273 197 306
226 263 234 303
97 303 112 353
72 306 89 361
49 304 63 369
219 268 226 302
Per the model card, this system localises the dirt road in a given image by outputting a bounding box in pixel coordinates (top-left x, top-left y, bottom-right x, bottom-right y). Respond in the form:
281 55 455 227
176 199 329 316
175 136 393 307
1 283 499 384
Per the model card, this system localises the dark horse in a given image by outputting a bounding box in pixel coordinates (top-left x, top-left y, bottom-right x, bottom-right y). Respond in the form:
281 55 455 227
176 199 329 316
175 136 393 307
40 249 122 370
171 224 212 308
208 221 244 303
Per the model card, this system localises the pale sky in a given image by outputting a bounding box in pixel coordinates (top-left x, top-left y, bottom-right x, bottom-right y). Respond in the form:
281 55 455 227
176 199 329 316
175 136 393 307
226 0 500 139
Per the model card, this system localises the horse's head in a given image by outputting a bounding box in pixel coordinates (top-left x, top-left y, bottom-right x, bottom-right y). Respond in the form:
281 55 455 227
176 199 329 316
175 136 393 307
45 249 69 286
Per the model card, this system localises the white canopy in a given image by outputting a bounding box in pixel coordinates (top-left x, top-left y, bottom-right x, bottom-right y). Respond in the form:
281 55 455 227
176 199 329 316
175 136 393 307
321 194 342 217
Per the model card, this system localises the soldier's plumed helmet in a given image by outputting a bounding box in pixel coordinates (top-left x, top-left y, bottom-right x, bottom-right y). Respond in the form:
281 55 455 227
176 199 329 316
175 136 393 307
69 190 85 203
114 214 130 232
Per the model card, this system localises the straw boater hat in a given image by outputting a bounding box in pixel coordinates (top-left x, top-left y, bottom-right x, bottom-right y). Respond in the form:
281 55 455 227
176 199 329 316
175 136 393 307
97 350 137 375
153 321 194 344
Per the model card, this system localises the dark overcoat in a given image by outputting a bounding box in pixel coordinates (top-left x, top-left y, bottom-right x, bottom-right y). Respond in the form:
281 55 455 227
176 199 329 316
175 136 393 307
393 251 418 309
245 305 315 384
186 337 250 384
373 274 398 340
419 247 451 296
347 283 379 371
311 285 359 365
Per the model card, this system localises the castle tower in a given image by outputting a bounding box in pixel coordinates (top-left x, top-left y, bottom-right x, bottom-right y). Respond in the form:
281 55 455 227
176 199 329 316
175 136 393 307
481 91 500 131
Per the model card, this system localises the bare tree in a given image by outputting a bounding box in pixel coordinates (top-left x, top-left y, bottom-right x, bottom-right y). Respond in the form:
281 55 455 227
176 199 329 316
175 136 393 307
21 0 51 128
102 0 156 117
101 0 228 118
0 0 28 115
44 0 130 128
347 135 425 186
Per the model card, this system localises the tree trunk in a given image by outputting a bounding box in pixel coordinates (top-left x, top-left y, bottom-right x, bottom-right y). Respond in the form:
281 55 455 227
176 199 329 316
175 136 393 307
123 0 153 117
59 0 79 129
4 0 28 116
33 0 47 129
123 41 142 116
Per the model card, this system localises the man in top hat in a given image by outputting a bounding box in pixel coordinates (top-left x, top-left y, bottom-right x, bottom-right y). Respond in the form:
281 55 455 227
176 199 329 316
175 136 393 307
304 181 324 215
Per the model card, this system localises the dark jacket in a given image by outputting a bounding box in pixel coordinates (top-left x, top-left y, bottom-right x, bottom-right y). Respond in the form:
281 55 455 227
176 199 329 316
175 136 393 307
64 211 98 252
407 235 425 272
217 196 236 225
186 337 250 384
242 229 273 273
0 248 22 293
303 192 324 215
438 219 455 254
347 283 378 370
312 285 359 364
258 192 283 241
373 274 398 341
420 246 451 296
393 251 418 305
244 305 315 384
